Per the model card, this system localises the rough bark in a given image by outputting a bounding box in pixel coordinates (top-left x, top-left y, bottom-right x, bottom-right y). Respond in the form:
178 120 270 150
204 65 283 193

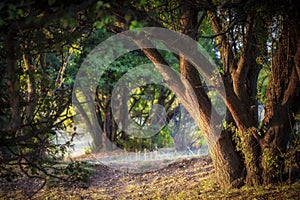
261 9 300 184
209 9 265 185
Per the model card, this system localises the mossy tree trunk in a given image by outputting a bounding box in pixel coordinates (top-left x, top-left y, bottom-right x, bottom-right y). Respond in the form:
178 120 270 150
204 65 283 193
261 8 300 184
209 0 300 186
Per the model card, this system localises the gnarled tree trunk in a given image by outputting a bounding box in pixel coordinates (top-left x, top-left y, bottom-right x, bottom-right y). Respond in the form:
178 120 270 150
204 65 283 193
261 9 300 184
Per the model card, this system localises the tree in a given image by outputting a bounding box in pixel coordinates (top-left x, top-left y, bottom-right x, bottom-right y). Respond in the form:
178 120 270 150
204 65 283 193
0 0 98 185
207 0 300 186
100 0 300 188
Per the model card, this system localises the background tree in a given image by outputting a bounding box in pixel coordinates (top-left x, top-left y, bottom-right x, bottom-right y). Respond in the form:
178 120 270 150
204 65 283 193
0 0 99 186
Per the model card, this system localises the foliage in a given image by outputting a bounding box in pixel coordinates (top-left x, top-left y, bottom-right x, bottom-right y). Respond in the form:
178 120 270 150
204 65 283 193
0 0 98 187
1 0 299 195
72 28 181 151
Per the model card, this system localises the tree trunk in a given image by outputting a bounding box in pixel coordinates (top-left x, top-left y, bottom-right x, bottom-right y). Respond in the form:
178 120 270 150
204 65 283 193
74 90 103 152
22 48 37 124
179 2 246 189
6 31 21 131
210 128 245 188
261 10 299 184
102 105 118 151
209 9 268 186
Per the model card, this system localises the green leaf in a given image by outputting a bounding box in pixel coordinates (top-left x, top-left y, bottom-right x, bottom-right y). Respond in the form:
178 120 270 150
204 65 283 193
125 14 131 22
140 0 147 5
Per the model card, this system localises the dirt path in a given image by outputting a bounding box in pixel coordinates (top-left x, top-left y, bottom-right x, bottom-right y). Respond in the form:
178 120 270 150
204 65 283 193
85 156 213 199
2 155 300 199
0 155 213 199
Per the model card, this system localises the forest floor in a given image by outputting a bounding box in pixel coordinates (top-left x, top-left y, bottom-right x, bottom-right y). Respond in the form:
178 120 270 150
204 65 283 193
1 152 300 199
